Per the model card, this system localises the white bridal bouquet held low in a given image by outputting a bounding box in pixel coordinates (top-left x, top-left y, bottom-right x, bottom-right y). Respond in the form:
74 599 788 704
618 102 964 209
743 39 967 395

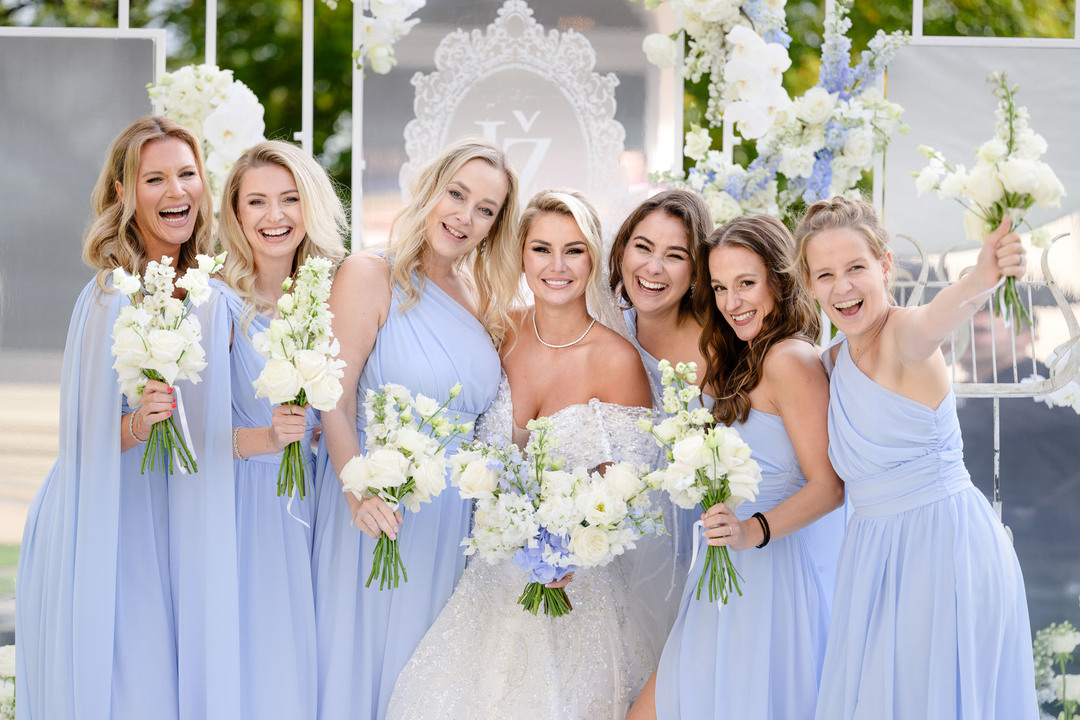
451 418 663 617
915 71 1065 331
252 257 346 500
640 360 762 604
340 382 473 590
0 644 13 720
111 252 227 475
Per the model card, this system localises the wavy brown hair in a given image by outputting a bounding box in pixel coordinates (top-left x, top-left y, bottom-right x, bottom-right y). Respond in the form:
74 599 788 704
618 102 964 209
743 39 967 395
607 189 713 320
83 116 215 289
693 214 821 425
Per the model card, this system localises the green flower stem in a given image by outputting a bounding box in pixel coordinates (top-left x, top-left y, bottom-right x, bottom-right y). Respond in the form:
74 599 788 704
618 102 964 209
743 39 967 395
140 415 197 475
694 486 744 604
277 440 309 499
366 532 408 590
518 581 573 617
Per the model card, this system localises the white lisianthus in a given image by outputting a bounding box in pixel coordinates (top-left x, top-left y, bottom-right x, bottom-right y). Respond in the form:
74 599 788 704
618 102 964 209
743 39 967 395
1016 131 1048 159
575 484 627 527
412 452 447 501
569 525 612 566
937 168 968 201
963 163 1004 206
975 137 1008 164
1031 163 1065 209
998 157 1040 196
642 32 678 68
797 87 837 125
412 393 441 418
393 426 436 457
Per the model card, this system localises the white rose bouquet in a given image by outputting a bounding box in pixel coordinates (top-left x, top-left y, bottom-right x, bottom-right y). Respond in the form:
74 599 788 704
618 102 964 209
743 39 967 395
915 71 1065 331
640 360 762 604
340 382 472 589
0 644 13 720
1033 619 1080 720
451 418 662 618
111 252 227 475
252 257 346 500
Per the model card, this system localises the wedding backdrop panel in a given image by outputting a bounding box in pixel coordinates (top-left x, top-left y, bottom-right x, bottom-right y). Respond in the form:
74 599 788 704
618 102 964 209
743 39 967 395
882 43 1080 255
0 34 155 375
359 0 667 246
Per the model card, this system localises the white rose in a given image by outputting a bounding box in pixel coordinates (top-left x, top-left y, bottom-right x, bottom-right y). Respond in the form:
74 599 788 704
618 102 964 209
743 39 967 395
963 163 1004 206
797 87 837 125
780 146 816 180
703 187 742 225
292 349 327 384
340 455 374 497
569 525 612 567
603 462 644 501
456 458 500 499
672 434 709 469
365 447 410 491
642 32 677 68
412 452 447 501
144 328 187 384
683 125 712 162
112 267 142 295
843 128 875 169
253 358 302 403
0 645 14 679
997 158 1040 196
305 371 343 411
111 325 149 369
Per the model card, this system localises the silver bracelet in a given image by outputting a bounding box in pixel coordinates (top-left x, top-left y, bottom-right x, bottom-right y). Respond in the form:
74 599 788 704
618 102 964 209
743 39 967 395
233 427 248 461
128 410 147 444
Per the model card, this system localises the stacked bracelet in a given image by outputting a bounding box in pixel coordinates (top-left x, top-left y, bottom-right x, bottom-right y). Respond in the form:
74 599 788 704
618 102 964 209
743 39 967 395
128 411 147 444
233 427 248 461
752 511 771 548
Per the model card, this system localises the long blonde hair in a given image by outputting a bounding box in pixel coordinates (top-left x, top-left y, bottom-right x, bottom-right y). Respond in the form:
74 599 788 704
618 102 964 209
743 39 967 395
389 138 521 349
218 140 348 320
83 116 215 288
519 189 606 320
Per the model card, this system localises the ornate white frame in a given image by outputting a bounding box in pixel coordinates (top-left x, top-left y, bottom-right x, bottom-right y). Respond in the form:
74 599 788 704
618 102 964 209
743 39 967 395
399 0 629 213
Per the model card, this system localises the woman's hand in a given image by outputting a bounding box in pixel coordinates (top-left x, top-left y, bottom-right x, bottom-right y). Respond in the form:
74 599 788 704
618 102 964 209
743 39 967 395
351 495 403 540
971 217 1026 292
702 503 754 552
270 403 308 451
545 571 574 589
135 379 175 437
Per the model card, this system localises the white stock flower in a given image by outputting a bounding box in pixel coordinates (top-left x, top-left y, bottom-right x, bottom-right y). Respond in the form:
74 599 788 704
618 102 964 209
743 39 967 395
642 32 678 68
253 358 303 403
569 525 612 567
797 87 837 125
1016 131 1048 159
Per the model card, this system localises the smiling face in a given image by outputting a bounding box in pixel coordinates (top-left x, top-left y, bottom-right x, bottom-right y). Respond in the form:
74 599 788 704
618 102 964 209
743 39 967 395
127 138 204 263
424 158 508 265
237 163 306 272
619 210 693 317
804 226 892 337
523 212 592 309
709 244 775 342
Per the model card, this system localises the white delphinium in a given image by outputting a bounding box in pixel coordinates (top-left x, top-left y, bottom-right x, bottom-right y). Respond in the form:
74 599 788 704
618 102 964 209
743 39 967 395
341 382 471 589
111 252 227 475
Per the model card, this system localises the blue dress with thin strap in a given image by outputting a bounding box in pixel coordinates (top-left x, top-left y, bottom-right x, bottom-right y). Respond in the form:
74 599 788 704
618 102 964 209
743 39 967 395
215 281 319 720
655 409 830 719
815 337 1036 719
310 271 501 720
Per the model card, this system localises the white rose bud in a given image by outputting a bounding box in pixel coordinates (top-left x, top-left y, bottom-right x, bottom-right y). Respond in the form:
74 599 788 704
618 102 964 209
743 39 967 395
569 525 612 567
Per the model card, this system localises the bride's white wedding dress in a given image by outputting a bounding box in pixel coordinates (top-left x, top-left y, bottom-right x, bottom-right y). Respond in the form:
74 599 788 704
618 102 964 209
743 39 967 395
386 375 659 719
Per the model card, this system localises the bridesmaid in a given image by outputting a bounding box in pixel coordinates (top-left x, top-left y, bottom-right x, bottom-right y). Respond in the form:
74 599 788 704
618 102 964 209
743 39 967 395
311 137 521 720
629 215 844 720
16 116 214 719
213 140 347 719
794 197 1037 718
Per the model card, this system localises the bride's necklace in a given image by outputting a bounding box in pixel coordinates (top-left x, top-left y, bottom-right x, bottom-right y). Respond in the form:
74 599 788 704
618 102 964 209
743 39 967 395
852 308 890 368
532 309 596 349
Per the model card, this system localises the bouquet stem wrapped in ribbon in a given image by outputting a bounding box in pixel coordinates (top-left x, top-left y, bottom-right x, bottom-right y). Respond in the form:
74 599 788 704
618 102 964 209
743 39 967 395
341 382 472 590
452 418 663 618
252 257 346 499
641 360 762 604
111 252 226 475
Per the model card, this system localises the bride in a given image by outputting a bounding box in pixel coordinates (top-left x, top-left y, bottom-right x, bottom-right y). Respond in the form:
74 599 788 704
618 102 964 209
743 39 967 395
386 189 658 719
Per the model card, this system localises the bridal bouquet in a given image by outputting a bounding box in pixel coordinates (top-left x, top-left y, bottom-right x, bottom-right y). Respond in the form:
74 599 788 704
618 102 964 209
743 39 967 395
340 382 472 589
0 644 13 720
1033 619 1080 719
915 71 1065 331
641 360 762 603
252 257 346 499
111 252 227 475
452 419 662 617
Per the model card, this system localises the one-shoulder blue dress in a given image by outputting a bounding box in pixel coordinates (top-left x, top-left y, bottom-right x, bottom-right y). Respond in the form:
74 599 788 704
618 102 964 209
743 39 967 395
215 281 319 720
655 409 830 719
815 337 1037 719
310 274 500 720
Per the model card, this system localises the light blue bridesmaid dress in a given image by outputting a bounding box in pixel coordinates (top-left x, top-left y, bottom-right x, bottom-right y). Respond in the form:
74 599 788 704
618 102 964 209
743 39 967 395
215 281 318 720
815 337 1037 719
654 409 830 720
310 271 501 720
